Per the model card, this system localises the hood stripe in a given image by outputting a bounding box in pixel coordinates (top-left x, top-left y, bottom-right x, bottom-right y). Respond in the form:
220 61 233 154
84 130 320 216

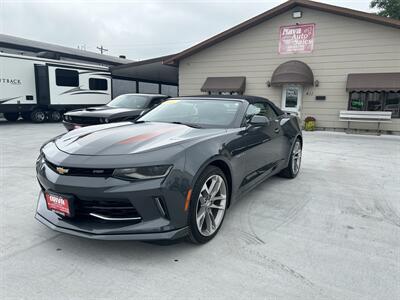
118 126 180 145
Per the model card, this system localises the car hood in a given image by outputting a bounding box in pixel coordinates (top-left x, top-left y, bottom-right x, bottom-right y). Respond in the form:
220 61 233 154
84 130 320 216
67 106 143 118
55 122 226 155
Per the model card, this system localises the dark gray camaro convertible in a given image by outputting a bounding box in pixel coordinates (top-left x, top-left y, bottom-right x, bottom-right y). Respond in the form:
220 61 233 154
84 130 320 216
36 95 302 243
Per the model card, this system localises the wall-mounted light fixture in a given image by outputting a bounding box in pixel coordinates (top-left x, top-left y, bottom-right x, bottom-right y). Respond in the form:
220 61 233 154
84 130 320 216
292 10 302 19
314 80 319 87
266 81 271 87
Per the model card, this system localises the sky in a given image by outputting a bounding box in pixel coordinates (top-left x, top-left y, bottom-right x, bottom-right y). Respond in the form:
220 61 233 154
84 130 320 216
0 0 376 61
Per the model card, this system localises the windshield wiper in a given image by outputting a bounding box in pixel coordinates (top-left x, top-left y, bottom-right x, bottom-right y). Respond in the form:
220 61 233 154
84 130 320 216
170 121 203 129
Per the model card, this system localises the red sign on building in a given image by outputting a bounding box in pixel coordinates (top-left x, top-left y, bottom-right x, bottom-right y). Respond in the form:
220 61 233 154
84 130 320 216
279 23 315 54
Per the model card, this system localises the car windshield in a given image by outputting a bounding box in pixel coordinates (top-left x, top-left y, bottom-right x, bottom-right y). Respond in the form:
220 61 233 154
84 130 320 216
107 95 149 109
138 99 241 128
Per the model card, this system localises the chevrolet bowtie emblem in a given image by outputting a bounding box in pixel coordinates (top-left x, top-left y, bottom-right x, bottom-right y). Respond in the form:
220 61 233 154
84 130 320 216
56 167 69 175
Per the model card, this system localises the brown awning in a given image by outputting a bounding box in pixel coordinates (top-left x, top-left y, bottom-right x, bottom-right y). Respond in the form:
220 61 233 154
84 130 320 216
270 60 314 86
201 76 246 93
346 73 400 92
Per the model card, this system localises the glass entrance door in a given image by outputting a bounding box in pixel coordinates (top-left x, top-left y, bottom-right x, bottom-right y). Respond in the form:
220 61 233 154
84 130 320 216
281 85 302 115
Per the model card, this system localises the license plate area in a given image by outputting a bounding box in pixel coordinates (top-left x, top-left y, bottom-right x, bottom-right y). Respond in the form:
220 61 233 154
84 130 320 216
45 191 75 217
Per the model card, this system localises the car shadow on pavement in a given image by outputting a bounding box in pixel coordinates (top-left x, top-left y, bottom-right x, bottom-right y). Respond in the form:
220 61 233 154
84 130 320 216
41 174 290 261
42 233 200 268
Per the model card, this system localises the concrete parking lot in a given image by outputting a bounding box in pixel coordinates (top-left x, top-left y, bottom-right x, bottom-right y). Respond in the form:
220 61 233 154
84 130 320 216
0 119 399 300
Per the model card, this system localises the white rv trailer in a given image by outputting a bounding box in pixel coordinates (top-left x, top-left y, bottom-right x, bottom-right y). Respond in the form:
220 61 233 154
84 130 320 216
0 52 112 122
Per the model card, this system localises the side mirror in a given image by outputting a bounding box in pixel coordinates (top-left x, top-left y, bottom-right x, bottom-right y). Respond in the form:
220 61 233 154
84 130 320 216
250 115 270 126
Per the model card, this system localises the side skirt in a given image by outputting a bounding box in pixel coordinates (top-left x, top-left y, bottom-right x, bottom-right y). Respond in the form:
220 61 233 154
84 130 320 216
237 159 284 197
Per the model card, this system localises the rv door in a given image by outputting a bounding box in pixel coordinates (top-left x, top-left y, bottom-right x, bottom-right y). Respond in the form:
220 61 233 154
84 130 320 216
34 65 50 106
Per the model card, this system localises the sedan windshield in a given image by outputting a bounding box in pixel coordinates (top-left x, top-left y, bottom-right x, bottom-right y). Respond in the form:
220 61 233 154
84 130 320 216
138 99 241 128
107 95 149 109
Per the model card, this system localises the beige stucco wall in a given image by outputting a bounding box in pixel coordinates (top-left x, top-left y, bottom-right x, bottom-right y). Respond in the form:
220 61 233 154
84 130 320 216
178 7 400 132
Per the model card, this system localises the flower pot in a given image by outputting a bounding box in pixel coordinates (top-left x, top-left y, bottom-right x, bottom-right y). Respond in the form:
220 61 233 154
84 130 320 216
304 120 315 131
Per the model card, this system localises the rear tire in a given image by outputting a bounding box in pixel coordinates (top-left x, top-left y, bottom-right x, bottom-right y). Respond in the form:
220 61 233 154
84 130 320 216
4 112 19 122
187 166 228 244
30 110 46 123
279 138 302 179
49 110 62 122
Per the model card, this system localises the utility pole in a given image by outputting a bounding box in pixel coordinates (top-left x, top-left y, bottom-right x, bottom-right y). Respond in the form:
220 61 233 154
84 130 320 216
96 45 108 54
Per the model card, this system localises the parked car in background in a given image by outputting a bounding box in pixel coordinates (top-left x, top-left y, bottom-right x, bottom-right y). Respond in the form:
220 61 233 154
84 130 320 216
63 93 169 130
36 95 302 244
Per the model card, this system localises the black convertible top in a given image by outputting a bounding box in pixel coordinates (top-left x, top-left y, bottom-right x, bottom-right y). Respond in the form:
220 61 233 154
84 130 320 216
179 95 285 115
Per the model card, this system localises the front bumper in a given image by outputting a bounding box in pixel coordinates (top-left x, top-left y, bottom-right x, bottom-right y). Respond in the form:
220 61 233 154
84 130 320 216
62 121 88 131
36 145 190 240
35 210 188 241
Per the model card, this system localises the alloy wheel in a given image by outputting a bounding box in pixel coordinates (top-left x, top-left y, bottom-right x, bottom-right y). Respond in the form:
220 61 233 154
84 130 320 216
291 141 302 175
50 111 62 122
196 174 227 236
32 110 46 123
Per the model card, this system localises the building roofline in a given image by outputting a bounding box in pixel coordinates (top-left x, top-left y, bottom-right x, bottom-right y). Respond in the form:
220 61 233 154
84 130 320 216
0 34 132 65
111 54 177 70
164 0 400 65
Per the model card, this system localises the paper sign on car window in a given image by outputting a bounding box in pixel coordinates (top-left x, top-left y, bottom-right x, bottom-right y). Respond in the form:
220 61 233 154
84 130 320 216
164 100 180 104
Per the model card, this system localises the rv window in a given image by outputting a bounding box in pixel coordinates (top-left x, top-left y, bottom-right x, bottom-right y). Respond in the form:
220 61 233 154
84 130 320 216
89 78 108 91
55 69 79 87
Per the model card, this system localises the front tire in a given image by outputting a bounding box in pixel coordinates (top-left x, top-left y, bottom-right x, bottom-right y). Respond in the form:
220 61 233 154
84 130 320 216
279 138 302 179
188 166 228 244
4 112 19 122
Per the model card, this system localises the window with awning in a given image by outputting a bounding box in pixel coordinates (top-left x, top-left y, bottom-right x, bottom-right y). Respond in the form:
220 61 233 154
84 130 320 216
346 73 400 92
201 77 246 95
346 73 400 118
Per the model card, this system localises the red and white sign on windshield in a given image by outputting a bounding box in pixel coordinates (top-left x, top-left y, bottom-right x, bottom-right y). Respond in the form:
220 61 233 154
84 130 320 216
279 23 315 54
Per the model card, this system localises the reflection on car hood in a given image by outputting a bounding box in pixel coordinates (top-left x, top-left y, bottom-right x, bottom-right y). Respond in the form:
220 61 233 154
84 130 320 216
66 106 144 118
55 122 226 155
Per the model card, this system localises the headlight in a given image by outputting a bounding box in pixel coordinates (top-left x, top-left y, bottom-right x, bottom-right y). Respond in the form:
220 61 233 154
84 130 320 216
112 165 172 181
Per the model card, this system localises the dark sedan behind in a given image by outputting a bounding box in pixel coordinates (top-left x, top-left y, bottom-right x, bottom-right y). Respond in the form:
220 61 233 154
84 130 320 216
63 94 168 130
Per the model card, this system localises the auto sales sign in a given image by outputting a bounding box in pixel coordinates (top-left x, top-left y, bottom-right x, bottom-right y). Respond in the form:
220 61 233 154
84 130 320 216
279 23 315 54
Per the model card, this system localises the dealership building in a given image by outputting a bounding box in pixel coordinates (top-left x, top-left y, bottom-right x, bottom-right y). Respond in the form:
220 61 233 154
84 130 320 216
166 0 400 133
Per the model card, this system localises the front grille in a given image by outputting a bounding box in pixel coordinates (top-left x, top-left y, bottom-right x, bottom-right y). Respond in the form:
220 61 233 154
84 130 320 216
45 159 114 177
75 198 141 221
68 116 101 125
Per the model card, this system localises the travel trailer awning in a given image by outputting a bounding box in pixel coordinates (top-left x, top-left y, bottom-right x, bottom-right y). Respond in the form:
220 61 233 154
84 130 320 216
346 73 400 91
201 77 246 93
270 60 314 86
